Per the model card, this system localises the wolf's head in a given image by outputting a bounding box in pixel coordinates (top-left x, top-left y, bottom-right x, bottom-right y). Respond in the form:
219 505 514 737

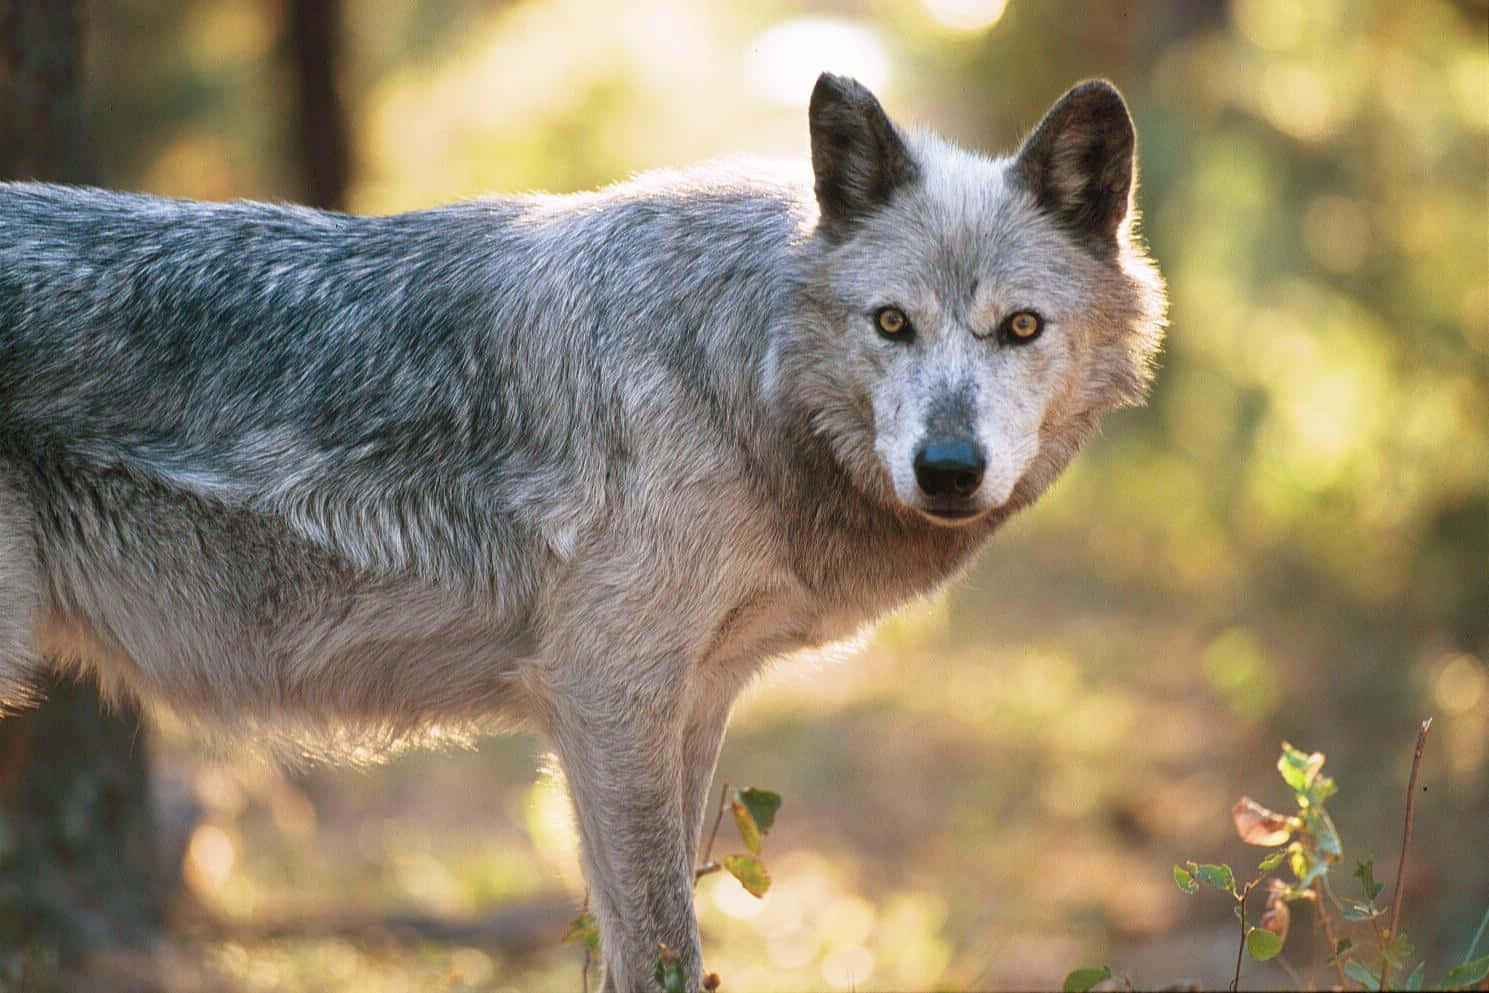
787 73 1166 526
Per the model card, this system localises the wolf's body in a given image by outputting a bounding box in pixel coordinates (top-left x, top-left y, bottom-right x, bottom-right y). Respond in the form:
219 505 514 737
0 75 1163 990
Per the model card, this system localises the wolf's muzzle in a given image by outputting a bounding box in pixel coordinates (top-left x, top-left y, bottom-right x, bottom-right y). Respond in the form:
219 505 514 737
913 439 985 502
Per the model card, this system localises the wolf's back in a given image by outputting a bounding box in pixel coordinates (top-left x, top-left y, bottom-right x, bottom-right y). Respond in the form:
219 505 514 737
0 177 805 582
0 184 525 467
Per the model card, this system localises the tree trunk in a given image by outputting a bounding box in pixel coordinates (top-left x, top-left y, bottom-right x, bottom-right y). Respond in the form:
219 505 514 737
284 0 351 211
0 0 164 977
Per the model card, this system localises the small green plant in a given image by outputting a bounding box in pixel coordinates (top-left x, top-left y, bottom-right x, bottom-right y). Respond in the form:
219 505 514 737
564 782 782 992
1060 964 1112 992
1174 740 1344 989
1071 720 1488 992
695 785 783 896
1170 722 1489 991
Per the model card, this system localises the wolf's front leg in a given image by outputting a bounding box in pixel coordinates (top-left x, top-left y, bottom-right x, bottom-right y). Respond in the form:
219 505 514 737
546 672 701 992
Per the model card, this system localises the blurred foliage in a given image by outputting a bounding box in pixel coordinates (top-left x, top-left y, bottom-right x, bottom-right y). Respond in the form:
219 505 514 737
63 0 1489 989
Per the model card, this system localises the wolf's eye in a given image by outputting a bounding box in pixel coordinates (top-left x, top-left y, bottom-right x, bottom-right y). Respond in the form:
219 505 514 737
1002 310 1044 344
875 306 912 339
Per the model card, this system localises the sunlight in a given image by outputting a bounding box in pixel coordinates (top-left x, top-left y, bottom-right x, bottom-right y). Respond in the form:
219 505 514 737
525 766 584 890
919 0 1009 33
185 823 237 896
749 18 891 107
710 869 767 920
1434 653 1486 716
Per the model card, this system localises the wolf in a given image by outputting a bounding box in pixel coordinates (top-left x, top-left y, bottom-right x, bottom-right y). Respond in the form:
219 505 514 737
0 73 1164 989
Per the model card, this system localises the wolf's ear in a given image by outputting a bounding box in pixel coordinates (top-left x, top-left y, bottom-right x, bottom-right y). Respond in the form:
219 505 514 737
809 72 919 240
1013 80 1136 248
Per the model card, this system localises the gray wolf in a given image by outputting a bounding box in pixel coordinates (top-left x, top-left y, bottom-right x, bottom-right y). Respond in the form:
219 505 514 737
0 73 1165 990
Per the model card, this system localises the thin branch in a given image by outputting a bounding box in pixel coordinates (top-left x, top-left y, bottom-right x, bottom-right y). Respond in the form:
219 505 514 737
1378 718 1432 990
1233 878 1258 993
695 782 730 882
1370 901 1394 991
1312 880 1351 989
1389 718 1433 937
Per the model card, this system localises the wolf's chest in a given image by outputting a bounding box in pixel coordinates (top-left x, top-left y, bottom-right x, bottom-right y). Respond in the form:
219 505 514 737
711 587 871 658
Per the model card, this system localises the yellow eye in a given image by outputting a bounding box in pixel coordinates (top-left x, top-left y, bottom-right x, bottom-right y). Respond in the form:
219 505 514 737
876 307 909 336
1006 311 1042 342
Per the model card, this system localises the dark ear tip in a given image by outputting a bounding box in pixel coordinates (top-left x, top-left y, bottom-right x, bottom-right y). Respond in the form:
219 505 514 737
1060 79 1134 126
810 72 868 113
812 71 853 94
1070 78 1125 100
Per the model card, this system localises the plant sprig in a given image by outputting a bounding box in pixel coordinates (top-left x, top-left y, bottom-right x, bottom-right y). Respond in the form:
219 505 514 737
1160 724 1487 991
566 782 782 992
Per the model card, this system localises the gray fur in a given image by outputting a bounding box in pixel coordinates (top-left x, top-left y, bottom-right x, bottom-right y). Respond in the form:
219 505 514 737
0 75 1164 990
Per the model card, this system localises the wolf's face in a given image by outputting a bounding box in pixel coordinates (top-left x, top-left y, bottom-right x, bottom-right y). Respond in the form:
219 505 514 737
791 75 1166 526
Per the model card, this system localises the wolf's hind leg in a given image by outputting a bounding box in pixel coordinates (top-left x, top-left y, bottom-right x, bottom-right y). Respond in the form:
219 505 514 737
0 471 44 711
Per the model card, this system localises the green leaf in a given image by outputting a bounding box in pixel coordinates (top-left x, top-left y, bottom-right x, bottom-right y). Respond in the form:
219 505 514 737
1259 849 1288 872
1383 931 1415 969
731 799 762 855
1342 901 1383 921
1194 862 1236 894
1289 809 1342 890
562 911 600 951
723 853 771 898
1277 742 1323 796
1061 965 1112 993
655 947 688 993
738 788 781 834
1442 954 1489 990
1311 772 1338 804
1328 937 1354 964
1173 864 1198 894
1354 859 1384 902
1289 842 1309 883
1465 905 1489 962
1303 807 1343 860
1246 927 1284 961
1344 960 1381 990
1276 742 1338 807
730 788 782 856
1403 961 1425 990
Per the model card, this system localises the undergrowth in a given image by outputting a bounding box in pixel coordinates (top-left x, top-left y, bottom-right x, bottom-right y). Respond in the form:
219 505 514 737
1066 720 1489 992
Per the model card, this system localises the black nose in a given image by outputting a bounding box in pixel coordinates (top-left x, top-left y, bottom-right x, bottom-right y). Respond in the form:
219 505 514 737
913 439 985 499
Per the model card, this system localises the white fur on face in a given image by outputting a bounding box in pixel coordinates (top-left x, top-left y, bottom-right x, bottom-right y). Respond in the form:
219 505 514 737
870 329 1050 520
871 379 931 508
970 350 1048 507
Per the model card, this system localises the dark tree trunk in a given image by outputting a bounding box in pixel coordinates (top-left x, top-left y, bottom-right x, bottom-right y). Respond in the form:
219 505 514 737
0 678 162 960
0 0 91 183
0 0 164 977
284 0 351 210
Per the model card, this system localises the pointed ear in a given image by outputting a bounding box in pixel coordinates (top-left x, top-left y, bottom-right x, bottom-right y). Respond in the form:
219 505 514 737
1013 80 1136 248
809 72 919 240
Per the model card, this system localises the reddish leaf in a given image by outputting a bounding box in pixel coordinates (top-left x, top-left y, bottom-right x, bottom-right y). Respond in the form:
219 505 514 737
1259 879 1291 943
1233 796 1294 846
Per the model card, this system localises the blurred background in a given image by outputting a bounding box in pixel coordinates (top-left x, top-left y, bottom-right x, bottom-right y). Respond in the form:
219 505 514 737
0 0 1485 990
